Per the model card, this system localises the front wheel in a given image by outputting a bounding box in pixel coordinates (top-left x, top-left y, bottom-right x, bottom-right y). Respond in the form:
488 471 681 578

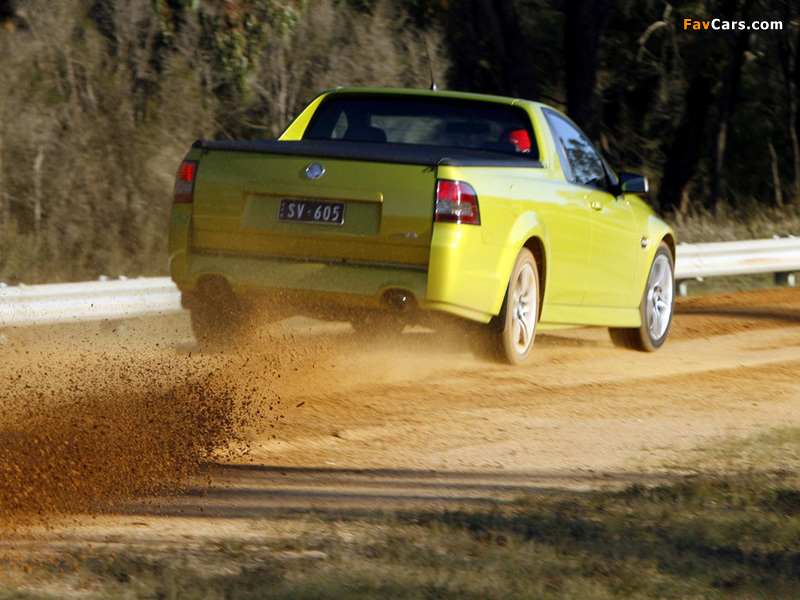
492 248 540 365
609 242 674 351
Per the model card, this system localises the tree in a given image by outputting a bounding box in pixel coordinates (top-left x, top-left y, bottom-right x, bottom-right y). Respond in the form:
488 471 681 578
775 0 800 204
0 0 13 24
443 0 538 99
658 74 715 213
564 0 609 136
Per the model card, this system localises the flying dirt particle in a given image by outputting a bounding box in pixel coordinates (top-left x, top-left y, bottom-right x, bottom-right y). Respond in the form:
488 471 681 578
0 318 350 527
0 342 287 525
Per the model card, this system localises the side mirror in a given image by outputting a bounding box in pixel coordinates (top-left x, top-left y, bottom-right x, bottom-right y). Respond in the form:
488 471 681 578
618 171 649 194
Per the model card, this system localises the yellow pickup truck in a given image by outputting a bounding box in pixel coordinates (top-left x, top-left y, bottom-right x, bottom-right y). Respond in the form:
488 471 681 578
169 87 675 364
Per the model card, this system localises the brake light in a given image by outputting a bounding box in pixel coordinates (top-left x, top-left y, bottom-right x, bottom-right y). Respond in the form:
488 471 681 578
173 160 198 203
435 180 480 225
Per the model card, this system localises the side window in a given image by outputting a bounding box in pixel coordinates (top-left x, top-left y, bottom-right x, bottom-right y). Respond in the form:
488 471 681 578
545 110 608 189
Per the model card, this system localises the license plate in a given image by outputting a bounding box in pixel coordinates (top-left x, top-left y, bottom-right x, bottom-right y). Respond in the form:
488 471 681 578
278 198 345 226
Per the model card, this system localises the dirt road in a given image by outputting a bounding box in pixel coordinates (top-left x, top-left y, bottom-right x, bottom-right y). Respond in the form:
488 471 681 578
1 287 799 548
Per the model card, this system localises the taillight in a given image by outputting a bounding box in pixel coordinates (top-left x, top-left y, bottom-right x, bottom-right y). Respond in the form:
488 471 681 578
173 160 198 203
435 180 480 225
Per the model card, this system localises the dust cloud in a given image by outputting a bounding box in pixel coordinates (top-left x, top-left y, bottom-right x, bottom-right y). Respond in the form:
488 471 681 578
0 321 310 523
2 289 800 547
0 311 488 525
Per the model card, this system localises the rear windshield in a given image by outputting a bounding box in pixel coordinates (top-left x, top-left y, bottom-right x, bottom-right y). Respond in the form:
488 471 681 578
303 95 539 160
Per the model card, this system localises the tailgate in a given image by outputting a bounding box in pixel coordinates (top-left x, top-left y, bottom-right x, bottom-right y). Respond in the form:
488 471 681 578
192 147 435 267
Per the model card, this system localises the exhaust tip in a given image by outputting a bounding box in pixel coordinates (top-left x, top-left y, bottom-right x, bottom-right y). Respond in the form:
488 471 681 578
382 289 416 312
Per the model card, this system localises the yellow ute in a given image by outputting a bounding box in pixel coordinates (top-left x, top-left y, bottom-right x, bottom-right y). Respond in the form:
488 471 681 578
169 87 675 364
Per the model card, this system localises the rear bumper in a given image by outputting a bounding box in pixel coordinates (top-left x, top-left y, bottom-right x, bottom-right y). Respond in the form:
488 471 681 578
169 205 504 324
174 250 428 310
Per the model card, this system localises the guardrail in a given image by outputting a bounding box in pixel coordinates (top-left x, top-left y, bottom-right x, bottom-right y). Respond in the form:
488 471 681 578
0 237 798 326
0 277 182 326
675 236 800 294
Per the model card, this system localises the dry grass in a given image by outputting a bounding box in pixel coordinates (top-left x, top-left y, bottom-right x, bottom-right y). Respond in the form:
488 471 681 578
670 206 800 243
4 429 800 599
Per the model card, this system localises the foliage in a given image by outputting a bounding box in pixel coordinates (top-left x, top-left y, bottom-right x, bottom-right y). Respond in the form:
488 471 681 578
0 0 444 283
0 0 797 283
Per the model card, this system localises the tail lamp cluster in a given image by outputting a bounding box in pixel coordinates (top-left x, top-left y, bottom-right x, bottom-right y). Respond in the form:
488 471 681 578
435 180 480 225
173 160 198 203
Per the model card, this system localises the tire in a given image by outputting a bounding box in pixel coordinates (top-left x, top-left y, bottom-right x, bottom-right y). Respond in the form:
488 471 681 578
492 248 540 365
188 279 254 350
609 242 674 352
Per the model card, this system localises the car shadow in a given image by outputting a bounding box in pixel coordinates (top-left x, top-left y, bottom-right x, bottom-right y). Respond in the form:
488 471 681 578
119 463 685 521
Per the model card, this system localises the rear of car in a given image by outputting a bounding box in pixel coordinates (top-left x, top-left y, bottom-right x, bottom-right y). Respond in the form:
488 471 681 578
168 89 542 336
168 87 675 361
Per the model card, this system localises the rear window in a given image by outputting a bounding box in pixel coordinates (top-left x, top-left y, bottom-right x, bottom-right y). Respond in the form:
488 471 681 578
303 95 538 160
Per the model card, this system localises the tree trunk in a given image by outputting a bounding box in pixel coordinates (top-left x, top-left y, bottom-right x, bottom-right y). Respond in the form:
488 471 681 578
564 0 607 135
791 95 800 205
33 146 44 250
447 0 538 99
0 111 5 232
768 141 784 207
0 0 13 23
657 74 714 214
708 1 752 213
775 0 800 204
491 0 538 100
792 24 800 204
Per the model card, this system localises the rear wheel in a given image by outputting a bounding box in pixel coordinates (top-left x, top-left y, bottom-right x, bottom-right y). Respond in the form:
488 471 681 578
188 279 254 349
492 248 540 365
609 242 674 351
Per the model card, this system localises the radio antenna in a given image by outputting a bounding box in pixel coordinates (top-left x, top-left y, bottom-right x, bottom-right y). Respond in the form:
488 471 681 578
424 34 438 91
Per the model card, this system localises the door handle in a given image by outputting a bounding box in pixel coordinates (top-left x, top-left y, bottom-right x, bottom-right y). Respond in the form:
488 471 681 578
590 200 603 211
